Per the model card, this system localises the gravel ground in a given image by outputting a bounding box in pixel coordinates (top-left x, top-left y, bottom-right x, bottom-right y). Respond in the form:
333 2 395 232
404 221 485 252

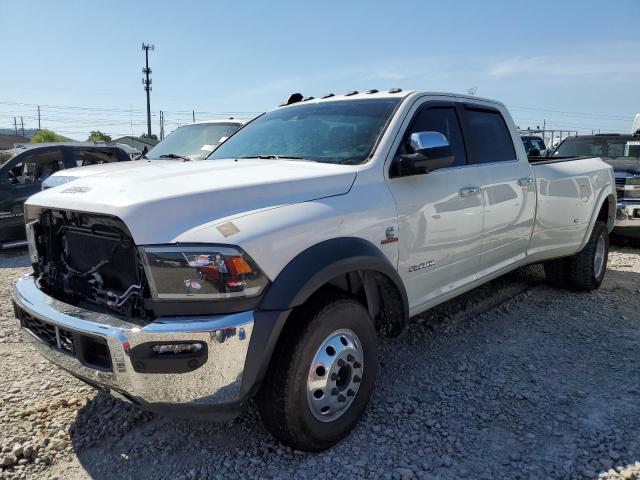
1 244 640 480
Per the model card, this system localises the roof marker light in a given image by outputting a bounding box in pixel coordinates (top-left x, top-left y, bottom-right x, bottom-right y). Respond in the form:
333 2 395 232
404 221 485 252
389 88 402 93
279 92 304 107
366 89 379 94
345 90 359 96
321 93 335 99
302 96 315 101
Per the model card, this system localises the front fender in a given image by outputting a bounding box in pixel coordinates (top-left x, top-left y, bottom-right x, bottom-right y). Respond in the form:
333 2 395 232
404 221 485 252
259 237 408 324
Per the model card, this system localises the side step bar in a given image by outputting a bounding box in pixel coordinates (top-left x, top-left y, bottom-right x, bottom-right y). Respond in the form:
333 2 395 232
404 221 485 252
1 240 28 250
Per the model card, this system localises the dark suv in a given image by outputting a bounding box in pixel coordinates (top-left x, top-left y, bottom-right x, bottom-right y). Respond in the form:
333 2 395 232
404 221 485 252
0 143 130 247
553 134 640 237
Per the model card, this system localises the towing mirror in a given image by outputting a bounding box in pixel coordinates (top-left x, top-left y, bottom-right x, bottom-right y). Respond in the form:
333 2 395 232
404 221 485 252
398 131 455 176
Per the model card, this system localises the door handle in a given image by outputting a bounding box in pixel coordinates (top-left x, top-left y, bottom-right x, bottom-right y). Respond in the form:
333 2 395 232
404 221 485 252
459 186 481 197
518 177 534 187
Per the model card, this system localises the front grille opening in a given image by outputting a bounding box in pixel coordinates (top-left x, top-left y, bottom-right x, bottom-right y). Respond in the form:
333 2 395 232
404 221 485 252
31 209 152 320
15 304 112 372
76 336 112 371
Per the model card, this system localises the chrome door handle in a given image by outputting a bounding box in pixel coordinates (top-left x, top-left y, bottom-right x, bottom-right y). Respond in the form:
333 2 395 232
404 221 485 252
459 186 481 197
518 177 534 187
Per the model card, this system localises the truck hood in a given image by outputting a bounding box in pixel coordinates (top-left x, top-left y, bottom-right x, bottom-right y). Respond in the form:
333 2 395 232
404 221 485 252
606 158 640 175
28 159 356 244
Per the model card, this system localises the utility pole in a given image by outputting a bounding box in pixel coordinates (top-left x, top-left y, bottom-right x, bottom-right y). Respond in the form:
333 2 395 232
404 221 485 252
159 110 165 140
142 43 154 137
37 106 41 130
13 117 17 135
20 117 24 136
192 110 195 123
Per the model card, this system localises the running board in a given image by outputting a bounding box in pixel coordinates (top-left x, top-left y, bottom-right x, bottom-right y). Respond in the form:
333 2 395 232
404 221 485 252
1 240 28 249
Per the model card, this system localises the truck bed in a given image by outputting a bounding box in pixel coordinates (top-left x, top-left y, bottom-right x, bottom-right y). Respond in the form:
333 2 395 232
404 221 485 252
526 155 613 263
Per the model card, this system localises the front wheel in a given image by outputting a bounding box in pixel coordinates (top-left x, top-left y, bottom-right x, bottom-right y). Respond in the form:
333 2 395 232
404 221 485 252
256 295 378 451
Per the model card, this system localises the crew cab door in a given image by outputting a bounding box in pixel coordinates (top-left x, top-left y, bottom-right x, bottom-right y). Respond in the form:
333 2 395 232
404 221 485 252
460 104 536 276
0 147 64 243
385 99 484 313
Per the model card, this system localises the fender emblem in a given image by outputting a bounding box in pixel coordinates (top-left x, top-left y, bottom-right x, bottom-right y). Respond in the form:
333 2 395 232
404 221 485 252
408 260 435 272
381 226 398 245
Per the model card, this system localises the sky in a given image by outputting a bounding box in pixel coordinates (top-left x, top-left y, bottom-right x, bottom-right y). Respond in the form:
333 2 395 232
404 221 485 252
0 0 639 140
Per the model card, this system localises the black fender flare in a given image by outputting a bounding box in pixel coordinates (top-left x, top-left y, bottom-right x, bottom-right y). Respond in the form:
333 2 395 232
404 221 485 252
241 238 409 399
259 237 409 324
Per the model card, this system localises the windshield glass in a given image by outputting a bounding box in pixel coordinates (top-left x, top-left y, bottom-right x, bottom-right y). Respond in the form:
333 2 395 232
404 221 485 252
147 123 242 160
553 137 632 159
210 99 401 165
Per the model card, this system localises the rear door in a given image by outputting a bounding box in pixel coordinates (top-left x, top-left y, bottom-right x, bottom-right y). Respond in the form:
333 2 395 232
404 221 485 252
460 104 536 277
385 99 484 312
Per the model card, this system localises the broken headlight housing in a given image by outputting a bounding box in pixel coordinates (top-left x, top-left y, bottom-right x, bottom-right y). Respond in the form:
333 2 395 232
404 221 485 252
139 245 268 301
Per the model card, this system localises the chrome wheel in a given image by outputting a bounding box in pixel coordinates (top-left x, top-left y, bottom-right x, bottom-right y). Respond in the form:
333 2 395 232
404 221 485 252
306 329 364 422
594 233 605 278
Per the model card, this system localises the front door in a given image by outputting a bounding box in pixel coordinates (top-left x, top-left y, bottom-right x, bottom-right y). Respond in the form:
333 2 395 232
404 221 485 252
385 100 484 314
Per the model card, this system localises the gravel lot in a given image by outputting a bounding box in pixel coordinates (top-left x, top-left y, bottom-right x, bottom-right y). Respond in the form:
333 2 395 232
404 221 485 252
1 244 640 480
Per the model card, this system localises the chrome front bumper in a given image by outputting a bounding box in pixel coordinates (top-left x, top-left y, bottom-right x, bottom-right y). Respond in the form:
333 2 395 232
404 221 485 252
12 276 254 419
615 201 640 229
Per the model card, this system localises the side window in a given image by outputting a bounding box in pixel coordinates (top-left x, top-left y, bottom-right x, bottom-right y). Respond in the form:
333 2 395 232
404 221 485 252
401 106 467 168
12 150 64 184
72 149 118 167
465 109 516 164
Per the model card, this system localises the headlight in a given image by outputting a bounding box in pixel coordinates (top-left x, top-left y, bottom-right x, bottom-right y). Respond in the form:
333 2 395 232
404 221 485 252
42 176 77 190
627 177 640 186
140 245 268 300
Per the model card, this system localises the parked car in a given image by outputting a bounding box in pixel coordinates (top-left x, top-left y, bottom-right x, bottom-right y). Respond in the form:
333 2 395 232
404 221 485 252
13 90 615 451
552 134 640 237
145 119 246 160
521 134 547 156
0 143 130 248
41 119 247 190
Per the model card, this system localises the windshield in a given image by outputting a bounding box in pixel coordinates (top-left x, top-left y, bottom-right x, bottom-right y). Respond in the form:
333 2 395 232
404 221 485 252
552 137 633 159
147 122 242 160
210 99 401 165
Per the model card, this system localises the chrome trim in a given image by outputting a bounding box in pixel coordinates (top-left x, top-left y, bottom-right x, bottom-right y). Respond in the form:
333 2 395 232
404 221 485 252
13 276 254 409
615 201 640 228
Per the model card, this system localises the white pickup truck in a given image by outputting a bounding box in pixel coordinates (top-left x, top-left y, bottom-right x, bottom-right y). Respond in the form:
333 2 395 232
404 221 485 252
13 90 615 451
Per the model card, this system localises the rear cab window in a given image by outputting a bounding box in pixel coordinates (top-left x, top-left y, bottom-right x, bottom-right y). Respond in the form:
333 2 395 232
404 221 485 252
464 108 517 164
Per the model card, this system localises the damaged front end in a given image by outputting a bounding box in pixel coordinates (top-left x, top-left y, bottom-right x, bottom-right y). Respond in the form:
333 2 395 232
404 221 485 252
26 208 152 320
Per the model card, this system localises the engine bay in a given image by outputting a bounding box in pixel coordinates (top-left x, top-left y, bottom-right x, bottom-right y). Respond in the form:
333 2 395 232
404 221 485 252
31 209 151 320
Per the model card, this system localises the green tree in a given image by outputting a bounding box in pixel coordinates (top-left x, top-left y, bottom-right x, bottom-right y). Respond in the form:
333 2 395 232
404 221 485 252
30 129 66 143
87 130 112 143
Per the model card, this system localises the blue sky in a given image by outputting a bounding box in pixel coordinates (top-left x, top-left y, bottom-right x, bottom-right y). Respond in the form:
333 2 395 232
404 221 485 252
1 0 639 139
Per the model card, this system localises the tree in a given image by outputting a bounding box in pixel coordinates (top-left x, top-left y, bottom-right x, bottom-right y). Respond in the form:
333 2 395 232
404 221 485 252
87 130 112 143
30 129 66 143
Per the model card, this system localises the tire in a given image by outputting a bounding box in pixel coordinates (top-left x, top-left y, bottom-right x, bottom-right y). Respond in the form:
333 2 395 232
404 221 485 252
566 220 609 291
256 294 378 452
544 220 609 291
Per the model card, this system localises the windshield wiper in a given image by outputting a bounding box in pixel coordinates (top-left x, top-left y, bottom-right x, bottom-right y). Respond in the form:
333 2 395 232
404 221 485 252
159 153 192 161
236 155 304 160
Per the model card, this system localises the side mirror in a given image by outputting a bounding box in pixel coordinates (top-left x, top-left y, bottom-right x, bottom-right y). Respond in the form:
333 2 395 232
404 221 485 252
528 148 541 157
398 132 455 176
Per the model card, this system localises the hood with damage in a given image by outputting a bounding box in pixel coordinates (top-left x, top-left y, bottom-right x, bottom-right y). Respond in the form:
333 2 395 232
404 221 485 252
27 159 356 244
